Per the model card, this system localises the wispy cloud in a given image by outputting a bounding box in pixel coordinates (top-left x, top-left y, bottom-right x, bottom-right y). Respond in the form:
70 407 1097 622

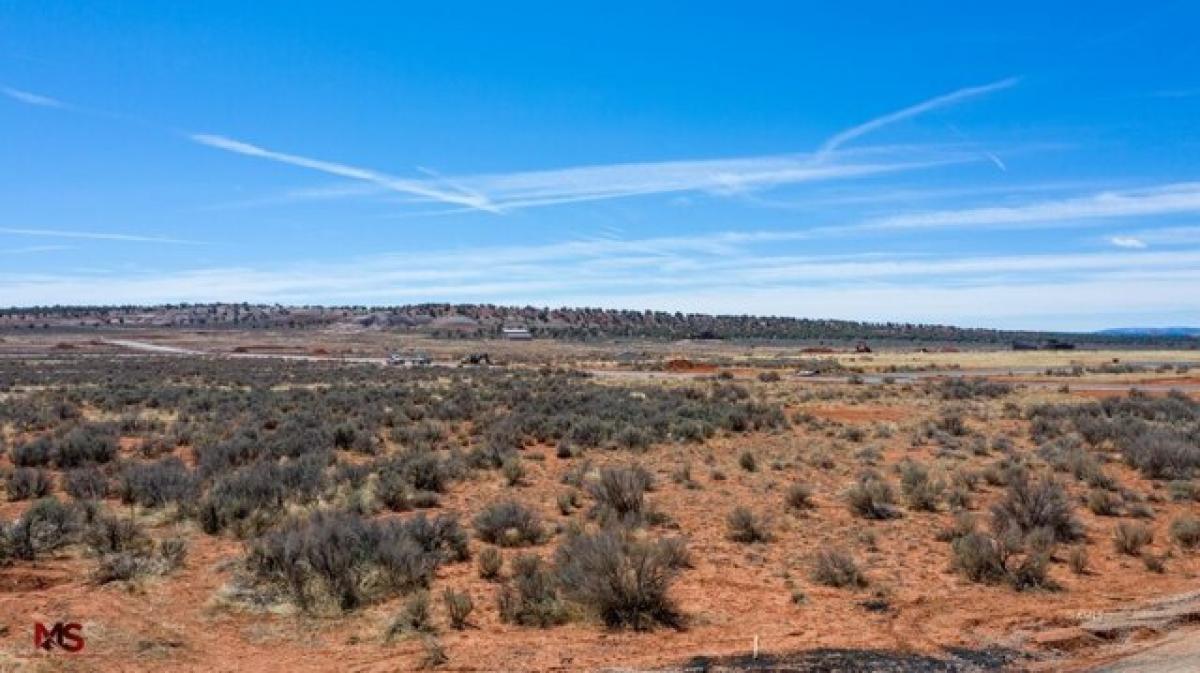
197 183 386 211
2 228 1194 331
192 80 1019 214
459 146 968 211
189 134 500 212
982 151 1007 172
1108 235 1147 249
9 79 1010 215
1106 226 1200 247
0 244 71 255
1 85 64 108
817 77 1019 158
844 182 1200 232
193 134 978 213
0 227 200 244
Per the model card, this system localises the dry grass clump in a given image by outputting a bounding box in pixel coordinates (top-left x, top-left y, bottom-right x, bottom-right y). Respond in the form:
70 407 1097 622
810 548 868 588
477 546 503 580
443 588 474 630
248 510 467 611
898 461 944 512
497 554 567 627
1169 514 1200 550
726 507 772 544
5 467 52 501
474 500 544 547
990 471 1082 544
586 465 653 526
785 483 814 511
555 528 686 629
846 475 901 520
1113 521 1153 556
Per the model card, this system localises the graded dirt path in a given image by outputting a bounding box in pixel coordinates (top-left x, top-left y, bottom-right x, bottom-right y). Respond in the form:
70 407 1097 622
102 338 203 355
1093 629 1200 673
1047 592 1200 672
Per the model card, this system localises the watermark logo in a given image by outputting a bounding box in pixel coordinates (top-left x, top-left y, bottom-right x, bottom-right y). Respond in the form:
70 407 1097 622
33 622 85 652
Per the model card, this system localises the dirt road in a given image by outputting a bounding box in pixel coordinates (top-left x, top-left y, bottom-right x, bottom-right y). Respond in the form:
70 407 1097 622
95 339 1200 394
102 338 203 355
1093 630 1200 673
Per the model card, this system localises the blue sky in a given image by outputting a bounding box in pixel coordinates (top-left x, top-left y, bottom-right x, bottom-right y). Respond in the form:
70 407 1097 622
2 2 1199 330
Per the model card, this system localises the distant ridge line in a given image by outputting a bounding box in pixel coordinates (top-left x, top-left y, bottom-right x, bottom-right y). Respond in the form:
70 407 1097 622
2 303 1197 345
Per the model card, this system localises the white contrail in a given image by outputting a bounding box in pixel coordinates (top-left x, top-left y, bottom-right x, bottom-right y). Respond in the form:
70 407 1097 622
856 181 1200 231
0 227 199 243
0 245 71 254
1 86 65 108
190 133 501 212
8 79 1003 215
6 79 995 214
465 149 967 210
817 77 1019 158
208 145 975 214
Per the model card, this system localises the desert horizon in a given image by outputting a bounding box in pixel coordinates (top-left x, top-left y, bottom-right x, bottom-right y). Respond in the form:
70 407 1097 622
4 3 1199 671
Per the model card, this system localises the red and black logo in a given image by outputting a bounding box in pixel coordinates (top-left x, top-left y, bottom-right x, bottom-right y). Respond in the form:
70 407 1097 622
33 622 85 652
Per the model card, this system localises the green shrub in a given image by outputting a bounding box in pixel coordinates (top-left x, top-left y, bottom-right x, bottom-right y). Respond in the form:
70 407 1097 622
6 467 52 501
1086 490 1121 516
785 483 814 511
1142 553 1167 573
1170 515 1200 549
738 451 757 472
159 537 188 570
726 507 771 544
93 552 147 584
1068 546 1089 574
990 472 1082 543
951 532 1009 584
1006 552 1055 591
555 528 685 629
443 588 474 630
478 546 503 580
810 548 867 588
497 554 567 627
846 476 901 520
501 457 526 486
474 500 544 547
1167 480 1199 502
586 466 653 526
1113 521 1153 556
248 510 461 611
65 467 109 500
84 514 148 555
55 424 118 468
118 457 198 509
6 497 80 561
899 461 944 512
387 591 435 639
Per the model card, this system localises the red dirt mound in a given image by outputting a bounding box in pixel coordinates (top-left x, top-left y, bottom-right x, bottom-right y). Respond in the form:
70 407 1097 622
664 358 718 373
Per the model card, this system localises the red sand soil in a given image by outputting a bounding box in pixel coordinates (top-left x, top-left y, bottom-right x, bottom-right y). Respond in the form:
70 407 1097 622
664 358 718 373
1136 376 1200 386
804 405 910 423
1072 388 1200 400
231 344 308 353
3 396 1199 671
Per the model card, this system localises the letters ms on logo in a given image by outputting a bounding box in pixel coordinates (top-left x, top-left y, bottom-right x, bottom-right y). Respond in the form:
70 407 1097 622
34 622 85 652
